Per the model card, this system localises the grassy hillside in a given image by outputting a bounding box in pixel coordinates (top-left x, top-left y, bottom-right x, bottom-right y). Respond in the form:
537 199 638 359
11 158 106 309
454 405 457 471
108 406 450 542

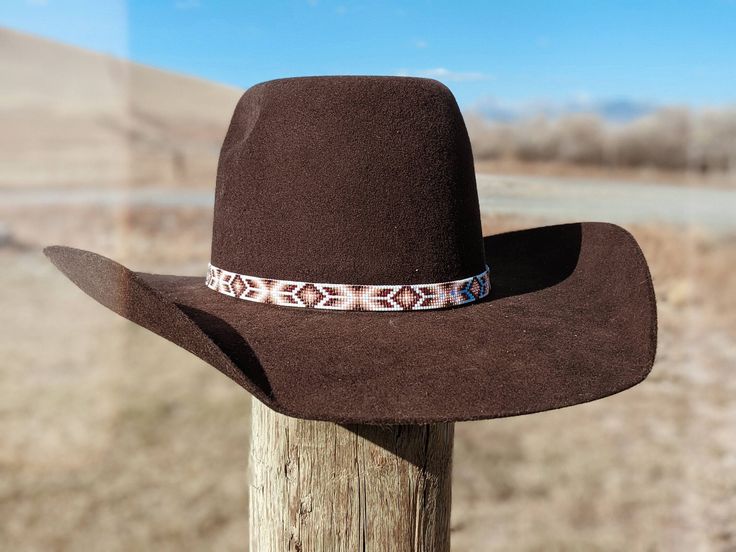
0 28 242 188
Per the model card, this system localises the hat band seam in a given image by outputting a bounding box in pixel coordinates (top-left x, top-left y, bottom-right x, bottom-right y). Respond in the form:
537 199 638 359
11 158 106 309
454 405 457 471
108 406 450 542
205 263 491 311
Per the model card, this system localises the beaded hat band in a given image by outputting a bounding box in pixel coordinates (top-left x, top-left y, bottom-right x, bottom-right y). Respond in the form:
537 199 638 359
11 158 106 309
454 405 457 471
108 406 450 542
206 263 491 312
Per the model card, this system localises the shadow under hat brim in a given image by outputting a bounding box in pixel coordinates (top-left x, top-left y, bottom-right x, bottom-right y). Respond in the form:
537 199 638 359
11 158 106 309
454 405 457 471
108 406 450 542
44 222 656 424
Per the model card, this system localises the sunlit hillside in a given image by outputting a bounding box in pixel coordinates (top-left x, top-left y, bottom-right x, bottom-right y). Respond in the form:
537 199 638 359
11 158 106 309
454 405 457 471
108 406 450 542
0 27 241 188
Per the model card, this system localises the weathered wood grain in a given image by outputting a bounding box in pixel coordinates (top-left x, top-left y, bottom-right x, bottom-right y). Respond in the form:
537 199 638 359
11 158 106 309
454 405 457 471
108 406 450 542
249 399 454 551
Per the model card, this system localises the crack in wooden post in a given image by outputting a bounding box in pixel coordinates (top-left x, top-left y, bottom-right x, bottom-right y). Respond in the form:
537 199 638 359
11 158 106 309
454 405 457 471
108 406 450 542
249 400 454 551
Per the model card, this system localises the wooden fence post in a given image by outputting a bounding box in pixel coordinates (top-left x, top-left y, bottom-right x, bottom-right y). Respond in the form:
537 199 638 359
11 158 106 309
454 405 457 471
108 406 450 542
249 398 454 551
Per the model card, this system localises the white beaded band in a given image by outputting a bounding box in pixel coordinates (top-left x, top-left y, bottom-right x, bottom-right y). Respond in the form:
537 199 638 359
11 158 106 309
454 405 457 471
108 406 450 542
206 264 490 311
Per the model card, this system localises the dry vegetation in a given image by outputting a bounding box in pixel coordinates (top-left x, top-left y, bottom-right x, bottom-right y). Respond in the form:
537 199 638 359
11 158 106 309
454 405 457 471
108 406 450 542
1 202 735 551
0 28 240 189
2 25 735 552
467 108 736 181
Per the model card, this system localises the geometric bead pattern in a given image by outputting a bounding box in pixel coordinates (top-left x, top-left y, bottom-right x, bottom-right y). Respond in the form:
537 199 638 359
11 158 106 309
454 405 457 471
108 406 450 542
206 263 491 312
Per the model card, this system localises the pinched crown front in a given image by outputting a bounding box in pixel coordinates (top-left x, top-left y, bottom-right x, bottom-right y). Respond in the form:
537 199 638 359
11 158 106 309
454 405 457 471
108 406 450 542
210 76 486 291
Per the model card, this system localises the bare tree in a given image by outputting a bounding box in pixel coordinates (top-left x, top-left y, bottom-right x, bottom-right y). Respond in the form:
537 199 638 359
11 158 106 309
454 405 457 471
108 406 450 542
467 104 736 179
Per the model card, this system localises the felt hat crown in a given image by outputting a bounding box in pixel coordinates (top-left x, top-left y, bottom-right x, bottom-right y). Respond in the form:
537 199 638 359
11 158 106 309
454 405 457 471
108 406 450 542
45 76 657 424
211 76 485 286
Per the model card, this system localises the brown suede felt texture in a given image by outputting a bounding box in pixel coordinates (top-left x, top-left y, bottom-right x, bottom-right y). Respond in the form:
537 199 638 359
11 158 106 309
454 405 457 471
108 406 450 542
44 76 657 423
211 76 486 284
44 222 657 424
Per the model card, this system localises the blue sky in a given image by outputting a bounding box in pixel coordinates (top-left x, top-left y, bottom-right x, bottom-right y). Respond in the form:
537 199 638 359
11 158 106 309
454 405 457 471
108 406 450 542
2 0 735 110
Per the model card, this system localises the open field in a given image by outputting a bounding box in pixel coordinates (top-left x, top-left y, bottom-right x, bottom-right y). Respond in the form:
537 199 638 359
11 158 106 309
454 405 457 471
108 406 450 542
1 195 735 550
2 26 735 551
2 27 734 193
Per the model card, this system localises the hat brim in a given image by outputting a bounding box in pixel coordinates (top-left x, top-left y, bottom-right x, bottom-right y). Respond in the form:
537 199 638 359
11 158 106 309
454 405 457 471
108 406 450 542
44 222 656 424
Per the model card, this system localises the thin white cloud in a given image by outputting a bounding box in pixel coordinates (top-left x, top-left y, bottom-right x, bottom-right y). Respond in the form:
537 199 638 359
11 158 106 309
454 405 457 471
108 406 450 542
413 39 429 49
397 67 491 83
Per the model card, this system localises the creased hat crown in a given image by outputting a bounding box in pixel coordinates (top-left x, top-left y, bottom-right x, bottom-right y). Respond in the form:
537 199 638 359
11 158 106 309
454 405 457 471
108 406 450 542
211 76 486 284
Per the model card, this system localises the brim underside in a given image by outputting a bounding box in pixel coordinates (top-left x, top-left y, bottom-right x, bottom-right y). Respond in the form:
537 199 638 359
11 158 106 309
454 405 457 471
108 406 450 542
44 222 656 424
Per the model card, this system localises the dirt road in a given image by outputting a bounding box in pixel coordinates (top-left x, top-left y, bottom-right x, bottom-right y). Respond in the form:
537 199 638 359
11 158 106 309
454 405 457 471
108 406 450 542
475 173 736 231
2 173 735 232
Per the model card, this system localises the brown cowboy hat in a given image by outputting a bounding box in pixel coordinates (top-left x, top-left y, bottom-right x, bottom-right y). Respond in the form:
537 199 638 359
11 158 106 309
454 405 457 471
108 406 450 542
45 76 656 424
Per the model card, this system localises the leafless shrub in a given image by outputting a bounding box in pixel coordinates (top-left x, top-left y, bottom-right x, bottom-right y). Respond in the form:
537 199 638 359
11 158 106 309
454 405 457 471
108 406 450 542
464 114 513 160
608 108 691 170
555 114 605 165
689 107 736 172
467 105 736 176
511 117 559 162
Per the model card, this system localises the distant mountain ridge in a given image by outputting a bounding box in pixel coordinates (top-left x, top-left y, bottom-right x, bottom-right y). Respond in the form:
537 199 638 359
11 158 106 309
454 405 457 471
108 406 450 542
469 96 656 123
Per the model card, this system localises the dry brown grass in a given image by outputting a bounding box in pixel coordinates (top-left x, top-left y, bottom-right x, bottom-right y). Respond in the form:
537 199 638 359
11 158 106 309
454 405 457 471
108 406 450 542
1 203 734 551
0 28 240 190
2 27 735 551
0 251 250 551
